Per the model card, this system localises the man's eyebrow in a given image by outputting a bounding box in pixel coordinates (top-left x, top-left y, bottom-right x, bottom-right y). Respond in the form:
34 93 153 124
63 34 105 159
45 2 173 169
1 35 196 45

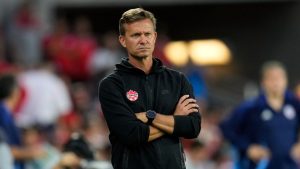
130 32 141 36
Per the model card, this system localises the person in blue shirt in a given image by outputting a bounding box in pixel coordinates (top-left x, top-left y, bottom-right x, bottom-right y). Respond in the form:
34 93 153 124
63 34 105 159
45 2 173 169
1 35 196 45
0 74 45 169
220 61 300 169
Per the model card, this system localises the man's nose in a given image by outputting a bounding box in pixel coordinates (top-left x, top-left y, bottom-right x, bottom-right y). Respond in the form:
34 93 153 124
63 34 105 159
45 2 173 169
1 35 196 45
139 35 148 44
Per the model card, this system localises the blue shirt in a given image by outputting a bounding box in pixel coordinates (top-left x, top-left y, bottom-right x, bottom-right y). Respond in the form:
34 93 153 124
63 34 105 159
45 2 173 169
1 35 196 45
0 102 24 169
220 91 300 169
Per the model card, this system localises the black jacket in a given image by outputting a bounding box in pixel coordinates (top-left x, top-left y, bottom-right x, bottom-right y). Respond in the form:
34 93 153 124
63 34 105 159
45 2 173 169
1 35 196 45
98 58 201 169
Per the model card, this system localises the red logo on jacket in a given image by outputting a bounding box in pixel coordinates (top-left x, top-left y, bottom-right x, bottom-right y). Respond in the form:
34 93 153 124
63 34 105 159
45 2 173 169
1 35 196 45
126 90 138 102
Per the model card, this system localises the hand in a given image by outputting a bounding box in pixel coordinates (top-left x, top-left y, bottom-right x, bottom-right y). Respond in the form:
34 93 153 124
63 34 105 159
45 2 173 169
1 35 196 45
291 143 300 161
135 112 147 123
29 145 47 159
247 144 270 162
56 152 81 169
174 95 199 116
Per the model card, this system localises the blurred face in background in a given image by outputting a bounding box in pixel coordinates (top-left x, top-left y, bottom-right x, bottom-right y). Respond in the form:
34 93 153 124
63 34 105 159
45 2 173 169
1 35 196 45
262 67 287 97
295 84 300 100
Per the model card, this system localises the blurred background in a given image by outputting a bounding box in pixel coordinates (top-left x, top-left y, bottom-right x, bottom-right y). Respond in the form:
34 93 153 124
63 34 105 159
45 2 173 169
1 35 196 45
1 0 300 168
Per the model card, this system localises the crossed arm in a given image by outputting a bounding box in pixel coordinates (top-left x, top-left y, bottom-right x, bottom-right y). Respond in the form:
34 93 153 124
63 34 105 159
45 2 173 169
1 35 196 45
135 94 200 142
99 76 201 146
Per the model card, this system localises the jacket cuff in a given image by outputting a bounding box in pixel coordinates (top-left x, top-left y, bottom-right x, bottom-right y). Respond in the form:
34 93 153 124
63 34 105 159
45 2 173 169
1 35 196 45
172 115 188 136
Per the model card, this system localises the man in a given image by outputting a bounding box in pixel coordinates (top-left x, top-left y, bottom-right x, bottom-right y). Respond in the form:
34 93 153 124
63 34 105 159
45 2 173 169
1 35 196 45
16 62 72 138
98 8 201 169
220 61 300 169
0 74 45 169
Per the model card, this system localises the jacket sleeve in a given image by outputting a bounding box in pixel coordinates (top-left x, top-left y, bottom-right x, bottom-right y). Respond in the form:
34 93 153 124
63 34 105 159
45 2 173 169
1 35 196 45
219 103 251 152
98 76 149 147
172 74 201 139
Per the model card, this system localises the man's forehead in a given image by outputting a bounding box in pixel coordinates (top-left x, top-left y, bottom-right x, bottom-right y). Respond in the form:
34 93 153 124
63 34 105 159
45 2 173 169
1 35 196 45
124 19 154 31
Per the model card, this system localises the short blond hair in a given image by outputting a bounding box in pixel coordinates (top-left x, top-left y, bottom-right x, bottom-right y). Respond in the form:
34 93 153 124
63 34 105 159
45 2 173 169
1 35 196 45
261 60 287 79
119 8 156 35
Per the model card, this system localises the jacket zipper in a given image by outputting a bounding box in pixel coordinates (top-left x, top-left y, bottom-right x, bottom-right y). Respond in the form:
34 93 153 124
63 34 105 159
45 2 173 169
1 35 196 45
145 75 153 109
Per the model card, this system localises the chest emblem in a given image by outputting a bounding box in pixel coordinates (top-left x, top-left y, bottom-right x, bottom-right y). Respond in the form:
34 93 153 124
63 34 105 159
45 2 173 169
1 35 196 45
283 104 296 120
126 90 139 102
261 109 273 121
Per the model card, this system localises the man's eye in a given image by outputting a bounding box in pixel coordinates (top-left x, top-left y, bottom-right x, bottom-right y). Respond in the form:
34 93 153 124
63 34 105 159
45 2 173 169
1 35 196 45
132 34 140 37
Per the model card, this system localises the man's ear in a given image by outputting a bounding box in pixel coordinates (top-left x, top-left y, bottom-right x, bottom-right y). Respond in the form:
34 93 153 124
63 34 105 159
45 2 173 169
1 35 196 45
119 35 126 48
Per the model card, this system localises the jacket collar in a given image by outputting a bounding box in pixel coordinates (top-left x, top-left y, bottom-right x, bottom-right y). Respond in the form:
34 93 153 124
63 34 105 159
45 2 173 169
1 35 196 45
115 57 165 75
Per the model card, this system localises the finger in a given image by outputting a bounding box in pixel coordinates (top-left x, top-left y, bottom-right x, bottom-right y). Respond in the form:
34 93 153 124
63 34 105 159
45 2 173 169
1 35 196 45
187 108 199 114
178 95 189 104
186 103 199 108
185 104 199 111
182 98 197 106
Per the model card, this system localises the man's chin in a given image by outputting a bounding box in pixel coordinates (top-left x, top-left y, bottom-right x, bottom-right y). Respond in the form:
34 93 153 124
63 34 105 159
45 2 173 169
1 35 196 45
131 54 150 61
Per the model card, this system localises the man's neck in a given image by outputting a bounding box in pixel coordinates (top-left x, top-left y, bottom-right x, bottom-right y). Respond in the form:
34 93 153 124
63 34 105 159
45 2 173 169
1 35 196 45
266 93 284 112
3 99 14 112
129 56 153 74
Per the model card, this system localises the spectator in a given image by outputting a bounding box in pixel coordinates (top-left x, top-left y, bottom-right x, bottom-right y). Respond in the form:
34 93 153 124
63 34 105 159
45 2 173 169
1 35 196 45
0 74 45 169
42 17 78 81
89 31 123 79
15 62 72 142
9 0 42 67
73 16 97 81
295 82 300 101
22 125 61 169
89 31 124 98
53 132 107 169
185 140 216 169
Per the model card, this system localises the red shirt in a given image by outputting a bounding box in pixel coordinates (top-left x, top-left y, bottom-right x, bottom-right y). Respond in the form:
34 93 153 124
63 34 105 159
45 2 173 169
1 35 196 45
43 34 96 81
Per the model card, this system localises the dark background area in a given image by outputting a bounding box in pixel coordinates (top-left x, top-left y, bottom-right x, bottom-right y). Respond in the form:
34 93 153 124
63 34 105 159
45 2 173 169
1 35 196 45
56 1 300 87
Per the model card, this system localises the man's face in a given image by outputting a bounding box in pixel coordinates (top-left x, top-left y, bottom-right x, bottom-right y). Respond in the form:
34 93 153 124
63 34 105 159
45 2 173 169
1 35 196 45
262 67 287 96
119 19 157 60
